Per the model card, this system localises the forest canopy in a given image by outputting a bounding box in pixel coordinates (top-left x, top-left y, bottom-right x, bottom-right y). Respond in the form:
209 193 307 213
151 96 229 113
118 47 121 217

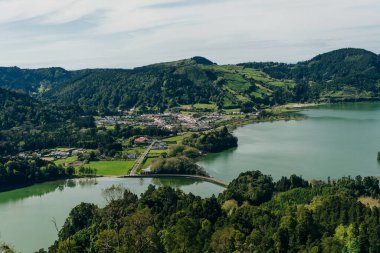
47 170 380 253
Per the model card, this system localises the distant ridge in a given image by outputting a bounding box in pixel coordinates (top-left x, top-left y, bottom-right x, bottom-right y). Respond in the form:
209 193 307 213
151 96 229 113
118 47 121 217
0 48 379 114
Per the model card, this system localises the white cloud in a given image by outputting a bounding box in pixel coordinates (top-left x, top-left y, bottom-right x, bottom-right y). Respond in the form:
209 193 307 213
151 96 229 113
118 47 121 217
0 0 379 69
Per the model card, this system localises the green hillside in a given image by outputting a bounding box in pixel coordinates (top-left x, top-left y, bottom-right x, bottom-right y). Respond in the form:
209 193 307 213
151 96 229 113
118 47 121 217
0 49 379 114
0 88 76 130
239 48 380 101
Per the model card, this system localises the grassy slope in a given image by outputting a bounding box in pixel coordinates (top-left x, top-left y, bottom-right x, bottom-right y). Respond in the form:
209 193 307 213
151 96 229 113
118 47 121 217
200 64 294 107
84 160 135 176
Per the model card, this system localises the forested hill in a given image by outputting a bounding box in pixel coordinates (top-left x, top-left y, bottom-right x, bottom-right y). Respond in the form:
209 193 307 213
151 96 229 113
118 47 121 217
239 48 380 99
0 48 379 114
43 57 225 114
0 88 81 131
0 67 82 93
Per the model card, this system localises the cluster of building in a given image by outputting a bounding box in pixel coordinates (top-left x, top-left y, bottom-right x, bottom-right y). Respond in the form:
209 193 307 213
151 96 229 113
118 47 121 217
17 148 85 161
133 137 168 150
95 115 133 127
96 112 229 132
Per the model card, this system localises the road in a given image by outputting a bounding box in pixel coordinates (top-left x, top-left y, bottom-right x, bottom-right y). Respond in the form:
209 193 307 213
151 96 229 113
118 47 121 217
123 174 229 188
129 140 156 175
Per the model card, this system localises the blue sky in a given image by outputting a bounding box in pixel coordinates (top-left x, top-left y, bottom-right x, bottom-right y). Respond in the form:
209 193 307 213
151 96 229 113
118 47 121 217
0 0 379 69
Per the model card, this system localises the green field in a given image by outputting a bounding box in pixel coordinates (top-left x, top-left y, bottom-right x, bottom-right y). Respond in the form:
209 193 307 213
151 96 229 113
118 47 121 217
141 158 155 169
223 108 241 113
193 103 217 110
149 149 168 155
163 135 186 143
54 156 78 165
84 160 135 176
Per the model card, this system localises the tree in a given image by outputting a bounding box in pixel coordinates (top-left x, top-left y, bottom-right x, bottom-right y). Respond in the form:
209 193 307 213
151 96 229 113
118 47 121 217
59 203 97 240
210 227 243 253
220 170 275 205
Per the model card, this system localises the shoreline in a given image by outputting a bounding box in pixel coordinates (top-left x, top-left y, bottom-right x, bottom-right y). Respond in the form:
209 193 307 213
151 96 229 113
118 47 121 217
2 100 378 193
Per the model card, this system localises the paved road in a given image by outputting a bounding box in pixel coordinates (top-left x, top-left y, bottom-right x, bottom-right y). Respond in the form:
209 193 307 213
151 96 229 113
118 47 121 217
129 140 156 175
123 174 229 188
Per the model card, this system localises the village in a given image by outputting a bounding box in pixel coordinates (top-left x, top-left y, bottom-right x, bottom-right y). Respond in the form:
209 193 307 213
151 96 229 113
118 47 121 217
14 135 172 176
13 107 249 176
95 111 234 132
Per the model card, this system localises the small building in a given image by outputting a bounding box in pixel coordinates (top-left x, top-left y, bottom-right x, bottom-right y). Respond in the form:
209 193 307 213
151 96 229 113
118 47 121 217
152 141 168 150
127 153 137 159
134 136 150 145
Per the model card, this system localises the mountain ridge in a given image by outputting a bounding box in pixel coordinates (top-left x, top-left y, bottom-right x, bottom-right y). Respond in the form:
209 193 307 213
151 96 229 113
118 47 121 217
0 48 379 114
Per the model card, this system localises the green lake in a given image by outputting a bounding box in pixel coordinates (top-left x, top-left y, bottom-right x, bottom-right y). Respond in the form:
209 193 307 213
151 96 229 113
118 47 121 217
1 102 380 252
199 102 380 181
0 177 224 252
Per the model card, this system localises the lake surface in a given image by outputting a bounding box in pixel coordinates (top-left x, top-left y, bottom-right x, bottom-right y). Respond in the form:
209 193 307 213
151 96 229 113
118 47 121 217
199 102 380 181
0 177 224 252
1 102 380 252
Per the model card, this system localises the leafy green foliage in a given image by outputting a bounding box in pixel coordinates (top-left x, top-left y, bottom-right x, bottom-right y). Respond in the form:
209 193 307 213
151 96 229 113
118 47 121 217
150 156 207 176
0 88 80 130
183 126 238 153
220 170 275 205
49 171 380 252
0 158 75 190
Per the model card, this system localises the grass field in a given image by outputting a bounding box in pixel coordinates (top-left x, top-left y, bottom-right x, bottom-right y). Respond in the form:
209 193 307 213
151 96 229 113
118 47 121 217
223 108 241 113
163 133 191 144
141 158 155 169
84 160 135 176
54 156 78 165
193 103 217 110
149 149 168 155
163 135 186 143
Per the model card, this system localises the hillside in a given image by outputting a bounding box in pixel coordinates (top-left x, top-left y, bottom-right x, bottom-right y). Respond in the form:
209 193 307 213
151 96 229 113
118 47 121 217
0 67 83 93
43 58 296 114
0 49 379 114
0 88 74 130
240 48 380 101
0 88 90 155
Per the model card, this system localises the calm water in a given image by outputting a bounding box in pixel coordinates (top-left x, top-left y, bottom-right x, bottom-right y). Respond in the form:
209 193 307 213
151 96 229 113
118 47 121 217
199 102 380 181
1 102 380 252
0 177 224 252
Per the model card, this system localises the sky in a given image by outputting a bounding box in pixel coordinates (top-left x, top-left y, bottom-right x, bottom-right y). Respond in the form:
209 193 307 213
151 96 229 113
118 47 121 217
0 0 379 69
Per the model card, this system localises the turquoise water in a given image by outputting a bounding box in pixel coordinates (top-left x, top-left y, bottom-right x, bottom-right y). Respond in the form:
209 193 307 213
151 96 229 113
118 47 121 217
0 177 224 252
198 102 380 181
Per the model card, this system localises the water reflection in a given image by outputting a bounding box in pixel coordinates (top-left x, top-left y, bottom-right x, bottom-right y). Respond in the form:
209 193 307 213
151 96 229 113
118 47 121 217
152 177 204 188
0 182 62 205
0 178 99 205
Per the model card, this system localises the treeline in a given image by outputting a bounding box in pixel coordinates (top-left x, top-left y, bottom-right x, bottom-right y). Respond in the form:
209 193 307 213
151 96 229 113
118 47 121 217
0 158 75 191
46 170 380 252
183 126 238 152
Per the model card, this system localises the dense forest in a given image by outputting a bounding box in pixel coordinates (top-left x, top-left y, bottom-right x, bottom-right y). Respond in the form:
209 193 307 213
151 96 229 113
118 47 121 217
150 156 208 176
0 48 379 115
0 157 75 191
0 90 173 156
44 170 380 252
183 127 238 152
0 87 80 130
